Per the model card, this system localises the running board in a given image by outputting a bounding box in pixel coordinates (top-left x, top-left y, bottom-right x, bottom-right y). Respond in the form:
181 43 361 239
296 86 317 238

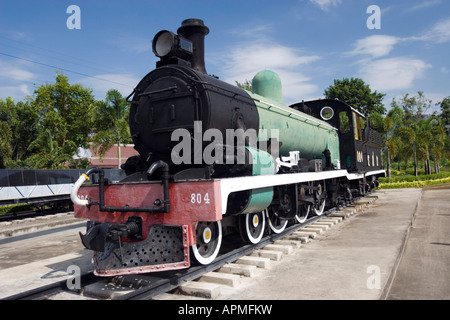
219 169 385 214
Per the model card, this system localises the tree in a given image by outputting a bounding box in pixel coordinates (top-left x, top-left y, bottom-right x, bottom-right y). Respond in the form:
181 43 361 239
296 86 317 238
324 78 386 115
26 129 73 169
0 121 12 168
0 97 39 167
439 96 450 135
31 72 95 168
370 105 403 177
417 119 434 175
390 92 441 176
394 125 417 173
91 89 132 168
235 80 252 91
427 117 447 174
396 91 432 123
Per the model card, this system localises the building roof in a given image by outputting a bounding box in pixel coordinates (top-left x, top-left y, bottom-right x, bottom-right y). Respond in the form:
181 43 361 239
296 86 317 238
78 144 139 169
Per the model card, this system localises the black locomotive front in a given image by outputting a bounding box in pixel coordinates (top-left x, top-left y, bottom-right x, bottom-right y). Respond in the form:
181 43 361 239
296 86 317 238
127 19 259 175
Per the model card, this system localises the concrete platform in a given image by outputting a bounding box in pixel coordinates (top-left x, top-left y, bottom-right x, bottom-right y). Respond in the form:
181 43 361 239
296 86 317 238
0 212 86 239
218 188 428 300
0 222 92 299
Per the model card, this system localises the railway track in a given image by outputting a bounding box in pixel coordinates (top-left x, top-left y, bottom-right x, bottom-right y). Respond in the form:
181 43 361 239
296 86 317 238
3 194 378 300
0 206 73 223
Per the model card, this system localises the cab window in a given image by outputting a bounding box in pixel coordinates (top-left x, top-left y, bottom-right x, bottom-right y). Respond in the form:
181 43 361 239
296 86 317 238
352 112 366 141
339 111 350 133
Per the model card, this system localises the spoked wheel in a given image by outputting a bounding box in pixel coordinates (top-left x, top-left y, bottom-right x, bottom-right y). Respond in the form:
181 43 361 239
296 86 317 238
266 208 288 234
295 204 310 223
239 211 266 244
312 181 326 216
191 221 222 265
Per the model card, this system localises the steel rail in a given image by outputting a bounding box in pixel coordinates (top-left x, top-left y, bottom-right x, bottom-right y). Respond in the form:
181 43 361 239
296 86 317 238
0 207 72 223
2 272 97 300
115 208 336 300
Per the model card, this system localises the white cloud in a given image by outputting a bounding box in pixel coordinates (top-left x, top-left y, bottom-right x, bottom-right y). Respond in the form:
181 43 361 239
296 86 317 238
408 0 442 12
348 18 450 64
0 84 30 100
275 70 320 102
309 0 342 11
359 58 431 92
420 18 450 43
18 84 30 96
0 59 34 100
217 40 320 103
348 35 401 58
348 33 434 93
221 42 319 77
229 24 273 39
0 60 34 82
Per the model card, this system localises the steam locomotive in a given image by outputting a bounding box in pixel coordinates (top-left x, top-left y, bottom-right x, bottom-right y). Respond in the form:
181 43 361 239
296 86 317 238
71 19 384 276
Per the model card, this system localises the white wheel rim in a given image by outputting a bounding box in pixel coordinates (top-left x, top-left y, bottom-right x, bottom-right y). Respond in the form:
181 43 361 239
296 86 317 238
313 199 326 216
191 221 222 265
266 209 288 234
245 212 265 244
296 204 310 223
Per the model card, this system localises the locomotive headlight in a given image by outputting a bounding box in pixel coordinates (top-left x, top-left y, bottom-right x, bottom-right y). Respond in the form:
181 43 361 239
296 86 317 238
153 30 175 57
152 30 193 59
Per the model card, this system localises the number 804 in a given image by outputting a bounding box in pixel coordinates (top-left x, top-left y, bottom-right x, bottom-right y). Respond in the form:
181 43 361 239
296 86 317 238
190 193 210 205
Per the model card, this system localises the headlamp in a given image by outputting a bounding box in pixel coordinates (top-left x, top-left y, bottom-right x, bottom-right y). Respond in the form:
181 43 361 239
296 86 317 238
152 30 193 59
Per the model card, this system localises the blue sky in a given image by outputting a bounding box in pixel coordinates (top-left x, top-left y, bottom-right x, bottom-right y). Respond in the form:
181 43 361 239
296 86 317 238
0 0 449 113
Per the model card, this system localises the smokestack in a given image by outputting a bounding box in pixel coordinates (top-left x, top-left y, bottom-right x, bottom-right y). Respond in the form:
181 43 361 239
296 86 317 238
177 19 209 74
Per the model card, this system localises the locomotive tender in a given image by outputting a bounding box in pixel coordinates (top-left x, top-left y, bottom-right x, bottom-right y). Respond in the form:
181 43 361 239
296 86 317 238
71 19 384 276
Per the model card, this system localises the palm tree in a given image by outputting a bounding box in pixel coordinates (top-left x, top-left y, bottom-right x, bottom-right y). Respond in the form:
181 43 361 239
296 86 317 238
91 90 132 168
26 129 72 168
370 105 403 177
394 125 418 175
428 117 447 173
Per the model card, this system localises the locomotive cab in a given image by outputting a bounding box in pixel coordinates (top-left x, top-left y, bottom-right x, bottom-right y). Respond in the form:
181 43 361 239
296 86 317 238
290 99 383 173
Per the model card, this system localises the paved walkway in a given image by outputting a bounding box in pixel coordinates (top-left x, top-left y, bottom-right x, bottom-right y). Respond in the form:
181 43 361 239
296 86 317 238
219 188 428 300
387 185 450 299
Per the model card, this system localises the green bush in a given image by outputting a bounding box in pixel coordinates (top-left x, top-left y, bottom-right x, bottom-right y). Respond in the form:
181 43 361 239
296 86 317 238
379 176 450 189
379 171 450 184
0 204 33 216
